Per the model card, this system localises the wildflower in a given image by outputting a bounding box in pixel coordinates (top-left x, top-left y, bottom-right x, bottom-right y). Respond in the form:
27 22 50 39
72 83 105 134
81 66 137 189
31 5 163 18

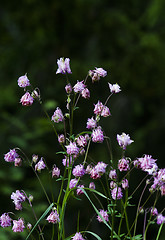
109 169 117 180
46 210 60 224
69 179 78 189
11 190 26 210
97 209 109 222
17 74 30 88
62 156 74 167
81 88 90 99
32 154 38 163
108 83 121 93
51 107 64 123
72 232 85 240
101 106 111 117
121 179 129 189
110 181 117 189
90 162 107 179
91 127 104 143
86 117 97 129
77 185 84 195
89 182 95 189
12 218 25 232
27 223 32 230
0 213 12 228
35 158 46 172
94 101 104 115
14 158 22 167
117 133 134 150
20 92 34 106
65 83 72 93
160 184 165 196
66 142 79 156
150 207 158 216
58 134 65 144
73 80 86 93
94 67 107 78
111 187 123 200
72 164 86 177
138 155 157 173
86 164 93 174
157 214 165 225
76 135 87 147
56 57 72 74
52 166 60 178
118 158 130 172
89 67 107 82
4 149 18 162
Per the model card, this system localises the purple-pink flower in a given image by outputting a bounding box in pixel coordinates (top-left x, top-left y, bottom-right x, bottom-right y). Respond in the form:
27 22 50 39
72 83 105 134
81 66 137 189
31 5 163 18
72 164 86 177
101 106 111 117
20 92 34 106
51 107 64 123
0 213 12 228
11 190 26 210
35 158 46 172
91 127 104 143
66 142 79 156
69 179 78 189
122 179 129 189
58 134 65 144
76 135 87 147
137 155 157 173
4 149 18 162
76 185 84 195
73 80 86 93
97 209 109 222
65 83 72 93
56 57 72 74
81 88 90 99
18 74 30 88
108 83 121 93
72 232 85 240
111 187 123 200
94 101 104 115
109 169 117 180
157 214 165 225
52 166 60 178
46 210 60 224
118 158 130 172
12 218 25 232
90 162 107 179
86 117 97 129
117 133 134 150
89 182 95 189
150 207 158 216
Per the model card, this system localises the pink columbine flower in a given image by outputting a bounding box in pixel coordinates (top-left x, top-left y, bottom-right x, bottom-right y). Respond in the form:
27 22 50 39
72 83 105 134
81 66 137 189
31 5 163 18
150 207 158 216
18 74 30 88
14 157 22 167
72 164 86 177
81 88 90 99
90 162 107 179
72 232 85 240
69 178 78 189
76 135 87 147
122 179 129 189
73 80 86 93
51 107 64 123
66 142 79 156
46 210 60 224
109 169 117 180
52 166 60 178
62 156 74 167
118 158 130 172
94 67 107 77
56 57 72 74
91 127 104 143
77 185 84 195
20 92 34 106
35 158 46 172
4 149 18 162
97 209 109 222
101 106 111 117
89 182 95 189
65 83 72 94
93 101 104 115
58 134 65 144
11 190 26 210
157 214 165 225
12 218 25 232
108 83 121 93
161 184 165 196
111 187 123 200
138 155 157 173
117 133 134 150
86 117 97 129
0 213 12 228
110 181 117 189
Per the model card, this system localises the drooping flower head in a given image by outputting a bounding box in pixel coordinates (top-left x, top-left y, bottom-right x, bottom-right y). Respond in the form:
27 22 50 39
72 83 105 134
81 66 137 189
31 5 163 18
89 67 107 82
109 169 117 180
73 80 86 93
66 142 79 156
108 83 121 93
101 106 111 117
90 162 107 179
51 107 64 123
117 133 134 150
0 213 12 228
150 207 158 216
86 117 97 129
157 214 165 225
65 83 72 93
56 57 72 74
81 88 90 99
4 149 19 162
97 209 109 222
12 218 25 232
72 164 86 177
69 178 78 189
89 182 95 189
46 210 60 224
52 166 60 178
76 185 84 195
72 232 85 240
91 127 104 143
121 179 129 189
93 101 104 115
35 158 46 172
118 158 130 172
76 135 87 147
137 155 157 173
18 74 30 88
111 187 123 200
11 190 26 210
20 92 34 106
58 134 65 144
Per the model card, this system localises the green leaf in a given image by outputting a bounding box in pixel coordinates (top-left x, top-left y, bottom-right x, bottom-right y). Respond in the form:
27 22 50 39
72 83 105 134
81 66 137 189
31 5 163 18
25 203 54 240
84 230 102 240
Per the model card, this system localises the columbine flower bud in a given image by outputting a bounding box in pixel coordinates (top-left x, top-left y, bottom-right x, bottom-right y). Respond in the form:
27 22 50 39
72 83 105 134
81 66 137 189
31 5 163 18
28 195 34 203
65 83 72 93
32 154 38 163
58 134 65 144
35 158 46 172
52 166 60 178
89 182 95 189
20 92 34 106
81 88 90 99
51 107 64 123
18 74 30 88
27 223 32 230
14 158 22 167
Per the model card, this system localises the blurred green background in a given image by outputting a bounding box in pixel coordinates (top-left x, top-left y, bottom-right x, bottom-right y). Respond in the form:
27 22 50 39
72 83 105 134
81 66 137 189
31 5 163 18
0 0 165 239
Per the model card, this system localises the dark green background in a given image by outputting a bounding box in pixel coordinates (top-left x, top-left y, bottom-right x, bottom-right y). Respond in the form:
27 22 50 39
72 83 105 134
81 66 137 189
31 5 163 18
0 0 165 239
